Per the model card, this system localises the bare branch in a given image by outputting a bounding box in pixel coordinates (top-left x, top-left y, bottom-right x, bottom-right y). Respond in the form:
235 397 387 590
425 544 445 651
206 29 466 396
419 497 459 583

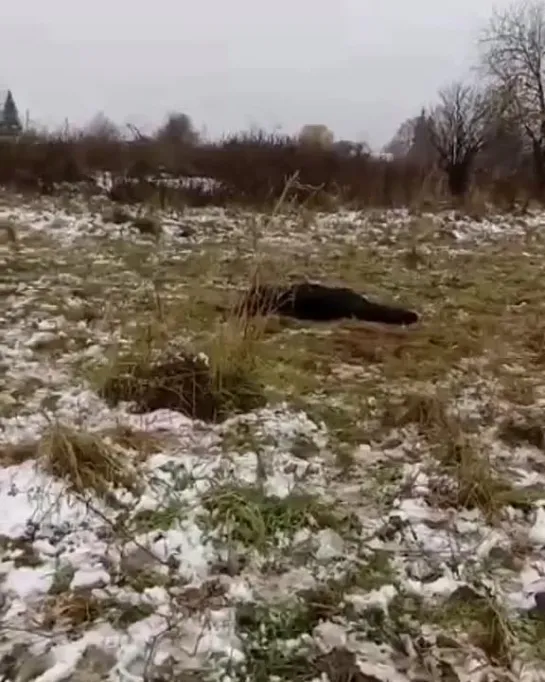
428 82 500 164
426 81 507 196
480 0 545 143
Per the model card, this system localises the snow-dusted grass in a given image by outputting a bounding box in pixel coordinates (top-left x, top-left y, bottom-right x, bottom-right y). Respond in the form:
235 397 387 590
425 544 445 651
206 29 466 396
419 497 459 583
3 193 545 680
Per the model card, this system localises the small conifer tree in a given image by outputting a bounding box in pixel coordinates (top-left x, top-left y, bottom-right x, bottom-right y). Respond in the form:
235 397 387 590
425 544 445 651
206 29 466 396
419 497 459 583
2 91 22 132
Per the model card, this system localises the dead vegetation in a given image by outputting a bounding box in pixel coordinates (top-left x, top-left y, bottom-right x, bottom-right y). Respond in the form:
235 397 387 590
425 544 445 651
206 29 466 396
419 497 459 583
99 425 170 458
38 423 138 496
0 126 536 212
95 348 266 422
38 590 104 630
4 136 545 679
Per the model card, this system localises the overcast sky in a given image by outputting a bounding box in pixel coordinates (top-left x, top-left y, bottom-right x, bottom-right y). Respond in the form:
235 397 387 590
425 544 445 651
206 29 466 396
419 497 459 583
3 0 505 149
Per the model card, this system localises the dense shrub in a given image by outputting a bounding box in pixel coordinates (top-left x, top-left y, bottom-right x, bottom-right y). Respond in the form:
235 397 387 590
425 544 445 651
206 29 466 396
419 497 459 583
0 129 532 209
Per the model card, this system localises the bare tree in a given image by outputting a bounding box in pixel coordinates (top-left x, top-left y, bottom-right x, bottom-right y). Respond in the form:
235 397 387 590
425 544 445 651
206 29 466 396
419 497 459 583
427 82 502 197
480 0 545 189
84 112 121 141
384 109 436 164
383 117 416 159
298 124 335 148
155 112 198 145
126 122 150 142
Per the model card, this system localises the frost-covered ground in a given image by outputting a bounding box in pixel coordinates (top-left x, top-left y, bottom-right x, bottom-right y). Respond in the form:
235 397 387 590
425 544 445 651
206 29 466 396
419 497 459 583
2 192 545 681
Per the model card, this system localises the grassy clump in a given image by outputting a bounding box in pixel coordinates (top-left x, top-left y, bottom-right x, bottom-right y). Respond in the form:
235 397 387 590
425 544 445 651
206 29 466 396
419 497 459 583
100 425 168 459
38 423 138 497
233 603 370 682
202 484 359 552
234 601 316 682
296 552 397 624
232 582 522 681
380 391 537 520
96 348 266 422
429 425 535 520
382 391 452 433
231 554 397 680
516 612 545 661
431 585 514 665
131 501 187 533
234 586 403 682
40 590 105 630
40 589 155 632
382 390 521 516
380 588 514 667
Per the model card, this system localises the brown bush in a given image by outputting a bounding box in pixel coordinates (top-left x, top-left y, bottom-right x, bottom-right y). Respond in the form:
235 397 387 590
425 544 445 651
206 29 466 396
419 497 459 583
0 128 534 210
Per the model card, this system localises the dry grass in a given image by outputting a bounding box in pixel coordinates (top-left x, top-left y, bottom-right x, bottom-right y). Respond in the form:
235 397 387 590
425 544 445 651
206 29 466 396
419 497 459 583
429 435 527 520
379 391 538 520
81 217 545 469
4 190 545 678
100 425 172 459
0 130 539 210
443 586 515 665
86 186 315 424
381 391 453 433
38 591 104 630
38 423 138 496
6 137 545 681
94 343 266 422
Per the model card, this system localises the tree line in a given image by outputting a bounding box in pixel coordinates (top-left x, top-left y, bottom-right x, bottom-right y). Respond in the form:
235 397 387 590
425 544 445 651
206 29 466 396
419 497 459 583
384 0 545 198
14 0 545 202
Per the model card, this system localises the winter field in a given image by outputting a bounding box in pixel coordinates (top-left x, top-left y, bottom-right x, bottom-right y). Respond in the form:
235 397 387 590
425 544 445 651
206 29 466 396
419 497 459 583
2 189 545 682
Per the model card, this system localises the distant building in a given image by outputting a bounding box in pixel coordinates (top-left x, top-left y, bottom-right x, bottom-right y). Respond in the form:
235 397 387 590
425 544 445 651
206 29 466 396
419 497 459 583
0 90 22 137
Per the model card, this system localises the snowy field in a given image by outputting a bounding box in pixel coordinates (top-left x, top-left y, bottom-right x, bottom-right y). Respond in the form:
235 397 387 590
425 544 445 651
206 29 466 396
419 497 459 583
1 190 545 681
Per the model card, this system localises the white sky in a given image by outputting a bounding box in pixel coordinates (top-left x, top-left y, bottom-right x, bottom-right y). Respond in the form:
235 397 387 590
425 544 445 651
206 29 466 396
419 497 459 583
3 0 507 148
